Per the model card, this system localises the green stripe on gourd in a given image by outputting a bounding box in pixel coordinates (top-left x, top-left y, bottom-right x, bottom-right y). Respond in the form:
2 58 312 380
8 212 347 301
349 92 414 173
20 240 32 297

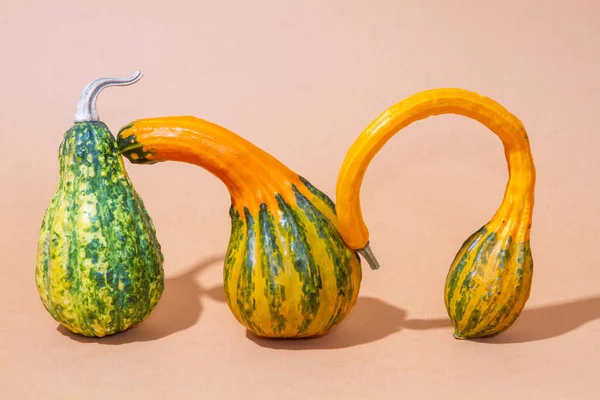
444 224 533 339
222 185 361 338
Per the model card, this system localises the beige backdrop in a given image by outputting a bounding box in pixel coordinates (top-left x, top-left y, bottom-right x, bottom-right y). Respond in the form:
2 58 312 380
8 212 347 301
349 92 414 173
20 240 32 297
1 1 599 399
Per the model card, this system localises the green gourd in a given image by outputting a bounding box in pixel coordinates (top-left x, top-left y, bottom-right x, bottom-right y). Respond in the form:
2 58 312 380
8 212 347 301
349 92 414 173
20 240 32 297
35 71 164 337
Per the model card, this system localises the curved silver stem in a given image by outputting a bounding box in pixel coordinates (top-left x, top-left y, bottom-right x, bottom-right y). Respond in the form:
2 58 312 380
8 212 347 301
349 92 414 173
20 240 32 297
357 242 381 270
74 70 143 123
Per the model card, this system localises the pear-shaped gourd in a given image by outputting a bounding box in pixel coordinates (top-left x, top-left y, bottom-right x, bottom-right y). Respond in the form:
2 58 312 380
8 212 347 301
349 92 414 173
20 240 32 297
117 117 363 338
336 88 536 339
35 72 164 337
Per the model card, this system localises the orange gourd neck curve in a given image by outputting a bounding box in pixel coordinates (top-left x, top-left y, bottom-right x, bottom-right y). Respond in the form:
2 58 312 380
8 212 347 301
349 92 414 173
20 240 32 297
118 116 302 214
335 88 536 253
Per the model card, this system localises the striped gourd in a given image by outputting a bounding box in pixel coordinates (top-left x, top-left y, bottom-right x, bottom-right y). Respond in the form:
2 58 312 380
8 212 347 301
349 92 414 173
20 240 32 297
117 117 362 338
335 88 536 339
36 72 164 337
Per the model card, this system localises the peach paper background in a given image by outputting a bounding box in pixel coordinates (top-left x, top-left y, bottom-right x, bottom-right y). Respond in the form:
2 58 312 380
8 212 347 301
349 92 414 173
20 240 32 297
1 1 599 399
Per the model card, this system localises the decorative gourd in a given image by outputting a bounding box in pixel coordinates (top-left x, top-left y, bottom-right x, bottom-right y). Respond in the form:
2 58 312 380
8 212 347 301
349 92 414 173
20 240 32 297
335 88 536 339
36 72 164 337
117 117 362 338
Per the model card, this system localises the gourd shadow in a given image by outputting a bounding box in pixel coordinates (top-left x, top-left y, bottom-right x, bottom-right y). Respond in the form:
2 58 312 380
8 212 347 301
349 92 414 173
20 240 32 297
57 254 227 344
402 295 600 344
248 295 600 349
247 296 411 350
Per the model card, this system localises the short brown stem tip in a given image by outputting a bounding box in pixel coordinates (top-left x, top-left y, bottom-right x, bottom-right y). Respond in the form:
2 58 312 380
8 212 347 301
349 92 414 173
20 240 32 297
357 243 381 270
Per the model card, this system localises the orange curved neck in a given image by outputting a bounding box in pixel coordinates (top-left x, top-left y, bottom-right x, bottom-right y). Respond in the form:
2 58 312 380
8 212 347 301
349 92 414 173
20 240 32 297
119 116 300 213
335 88 537 249
489 145 535 241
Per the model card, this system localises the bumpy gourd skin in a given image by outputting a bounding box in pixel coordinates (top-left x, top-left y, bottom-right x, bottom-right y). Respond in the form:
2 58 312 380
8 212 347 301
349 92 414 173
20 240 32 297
445 226 533 339
223 179 362 338
118 117 362 338
36 122 164 337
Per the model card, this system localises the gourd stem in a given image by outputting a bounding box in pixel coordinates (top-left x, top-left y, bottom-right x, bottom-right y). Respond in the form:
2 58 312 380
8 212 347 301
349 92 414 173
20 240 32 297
357 243 380 270
74 71 143 123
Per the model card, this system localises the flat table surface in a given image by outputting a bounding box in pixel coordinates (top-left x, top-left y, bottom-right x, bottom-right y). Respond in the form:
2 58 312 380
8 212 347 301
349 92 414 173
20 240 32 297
2 1 599 399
